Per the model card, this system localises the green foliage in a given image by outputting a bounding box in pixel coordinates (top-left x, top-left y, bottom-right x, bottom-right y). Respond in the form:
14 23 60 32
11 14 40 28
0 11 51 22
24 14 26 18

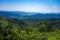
0 16 60 40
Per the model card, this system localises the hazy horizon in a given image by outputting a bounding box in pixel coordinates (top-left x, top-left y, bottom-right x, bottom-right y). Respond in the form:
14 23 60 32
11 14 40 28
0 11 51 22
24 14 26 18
0 0 60 13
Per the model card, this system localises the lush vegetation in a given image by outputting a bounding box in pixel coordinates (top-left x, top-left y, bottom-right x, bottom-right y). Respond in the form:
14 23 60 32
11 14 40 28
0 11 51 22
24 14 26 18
0 16 60 40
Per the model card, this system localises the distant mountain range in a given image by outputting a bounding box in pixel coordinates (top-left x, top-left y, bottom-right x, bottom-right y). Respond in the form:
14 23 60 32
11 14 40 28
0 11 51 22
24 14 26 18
0 11 60 19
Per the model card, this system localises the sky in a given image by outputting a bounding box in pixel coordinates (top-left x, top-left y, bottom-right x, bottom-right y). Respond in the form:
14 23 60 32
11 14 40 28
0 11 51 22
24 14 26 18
0 0 60 13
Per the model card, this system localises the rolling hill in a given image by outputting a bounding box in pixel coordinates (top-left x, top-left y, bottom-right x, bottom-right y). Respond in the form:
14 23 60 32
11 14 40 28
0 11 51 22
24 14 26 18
0 11 60 19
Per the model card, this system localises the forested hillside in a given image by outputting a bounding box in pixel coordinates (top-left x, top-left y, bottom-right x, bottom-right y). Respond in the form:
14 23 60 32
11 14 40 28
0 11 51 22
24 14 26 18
0 16 60 40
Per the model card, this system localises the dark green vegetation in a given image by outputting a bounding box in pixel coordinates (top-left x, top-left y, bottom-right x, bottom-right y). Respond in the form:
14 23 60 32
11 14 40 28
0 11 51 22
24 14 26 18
0 16 60 40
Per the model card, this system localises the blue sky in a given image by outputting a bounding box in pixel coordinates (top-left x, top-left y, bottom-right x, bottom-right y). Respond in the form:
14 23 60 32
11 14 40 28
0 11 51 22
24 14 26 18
0 0 60 13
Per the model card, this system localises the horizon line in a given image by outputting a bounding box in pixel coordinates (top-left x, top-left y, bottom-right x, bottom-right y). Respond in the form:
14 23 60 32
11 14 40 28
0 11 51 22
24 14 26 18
0 10 60 13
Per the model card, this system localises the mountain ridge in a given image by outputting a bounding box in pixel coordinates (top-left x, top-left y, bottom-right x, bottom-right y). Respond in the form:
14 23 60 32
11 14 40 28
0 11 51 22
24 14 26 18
0 11 60 19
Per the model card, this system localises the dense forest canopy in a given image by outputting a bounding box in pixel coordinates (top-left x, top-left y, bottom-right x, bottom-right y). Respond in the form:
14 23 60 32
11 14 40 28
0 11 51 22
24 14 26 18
0 16 60 40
